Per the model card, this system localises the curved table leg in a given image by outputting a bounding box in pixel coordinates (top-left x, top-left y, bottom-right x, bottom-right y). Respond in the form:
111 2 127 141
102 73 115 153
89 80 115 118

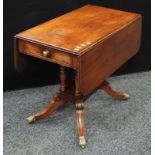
75 99 86 148
100 80 130 100
26 93 63 123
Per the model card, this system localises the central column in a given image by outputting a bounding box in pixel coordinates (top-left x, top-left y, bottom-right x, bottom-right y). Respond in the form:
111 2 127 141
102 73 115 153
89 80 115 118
60 66 66 92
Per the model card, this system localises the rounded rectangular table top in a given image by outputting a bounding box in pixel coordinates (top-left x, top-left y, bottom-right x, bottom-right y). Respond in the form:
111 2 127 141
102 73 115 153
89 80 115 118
15 4 141 55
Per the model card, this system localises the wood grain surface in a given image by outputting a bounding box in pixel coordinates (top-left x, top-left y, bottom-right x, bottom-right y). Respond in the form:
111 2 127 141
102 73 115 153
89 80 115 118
15 4 140 55
79 16 142 96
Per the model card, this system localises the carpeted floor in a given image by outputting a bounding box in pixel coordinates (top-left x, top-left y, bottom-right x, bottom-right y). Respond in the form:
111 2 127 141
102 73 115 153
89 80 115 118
4 72 151 155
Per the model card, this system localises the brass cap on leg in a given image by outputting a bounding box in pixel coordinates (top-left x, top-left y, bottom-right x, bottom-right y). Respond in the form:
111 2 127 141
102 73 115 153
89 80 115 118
79 136 86 148
122 93 130 100
26 115 36 124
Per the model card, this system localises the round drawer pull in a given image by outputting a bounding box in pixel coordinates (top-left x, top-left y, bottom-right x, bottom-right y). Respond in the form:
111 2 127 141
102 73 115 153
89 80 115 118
42 50 51 57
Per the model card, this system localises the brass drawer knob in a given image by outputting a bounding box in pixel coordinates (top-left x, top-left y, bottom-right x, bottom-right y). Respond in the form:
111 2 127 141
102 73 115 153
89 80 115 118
42 50 51 57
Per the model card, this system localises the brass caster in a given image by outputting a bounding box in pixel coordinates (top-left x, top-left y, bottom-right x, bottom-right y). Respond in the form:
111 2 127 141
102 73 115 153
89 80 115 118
79 136 86 148
26 115 36 124
122 93 130 100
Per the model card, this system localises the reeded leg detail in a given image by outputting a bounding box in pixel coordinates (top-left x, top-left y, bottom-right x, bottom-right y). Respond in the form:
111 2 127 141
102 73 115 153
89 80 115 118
75 99 86 148
60 66 66 92
26 93 63 124
100 80 130 100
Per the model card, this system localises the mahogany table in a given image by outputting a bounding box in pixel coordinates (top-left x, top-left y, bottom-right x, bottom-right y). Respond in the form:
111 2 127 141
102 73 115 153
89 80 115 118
14 5 142 148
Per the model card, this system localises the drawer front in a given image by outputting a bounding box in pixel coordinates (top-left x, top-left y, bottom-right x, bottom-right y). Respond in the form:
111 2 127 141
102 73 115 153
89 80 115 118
18 39 72 67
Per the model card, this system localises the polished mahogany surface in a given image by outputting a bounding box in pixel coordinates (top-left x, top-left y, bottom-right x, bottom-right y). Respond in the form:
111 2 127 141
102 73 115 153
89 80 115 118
15 4 140 55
